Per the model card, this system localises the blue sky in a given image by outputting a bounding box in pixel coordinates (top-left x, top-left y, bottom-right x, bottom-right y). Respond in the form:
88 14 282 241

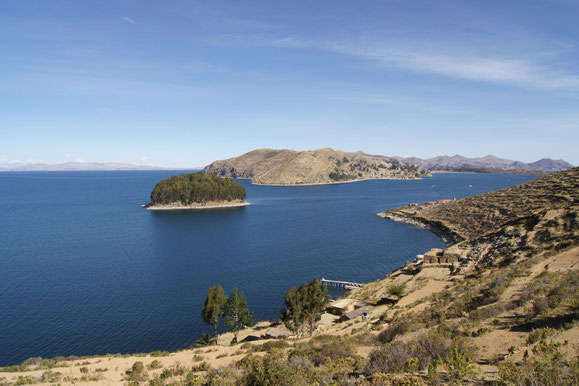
1 0 578 167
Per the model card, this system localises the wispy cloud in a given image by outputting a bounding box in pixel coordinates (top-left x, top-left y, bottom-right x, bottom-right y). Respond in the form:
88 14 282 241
121 16 136 25
267 36 579 90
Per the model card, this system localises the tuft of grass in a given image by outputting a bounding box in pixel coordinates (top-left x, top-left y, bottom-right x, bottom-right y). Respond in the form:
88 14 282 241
387 283 407 299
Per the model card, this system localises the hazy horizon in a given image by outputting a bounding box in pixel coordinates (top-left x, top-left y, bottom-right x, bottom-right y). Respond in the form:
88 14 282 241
2 1 578 167
0 148 574 170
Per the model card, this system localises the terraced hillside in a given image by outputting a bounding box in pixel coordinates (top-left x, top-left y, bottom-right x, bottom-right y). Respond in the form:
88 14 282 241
382 167 578 242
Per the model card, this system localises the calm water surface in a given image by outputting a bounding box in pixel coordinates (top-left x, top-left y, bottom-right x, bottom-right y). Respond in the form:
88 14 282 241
0 171 534 365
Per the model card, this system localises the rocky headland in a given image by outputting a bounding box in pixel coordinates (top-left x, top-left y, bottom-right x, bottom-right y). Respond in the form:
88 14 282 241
203 148 429 185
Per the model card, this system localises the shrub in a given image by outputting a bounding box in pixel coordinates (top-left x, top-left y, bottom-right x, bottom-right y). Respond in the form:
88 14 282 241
364 342 413 375
193 361 211 372
194 333 216 347
15 375 35 385
126 361 147 382
238 352 302 385
205 364 243 385
251 340 290 353
387 283 407 299
527 327 556 344
499 339 578 386
413 329 476 370
443 344 478 384
40 370 62 383
148 360 163 370
413 330 453 368
378 320 409 344
289 335 358 366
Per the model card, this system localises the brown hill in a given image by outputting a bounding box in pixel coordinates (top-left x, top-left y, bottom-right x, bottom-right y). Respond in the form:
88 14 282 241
381 167 578 242
203 148 429 185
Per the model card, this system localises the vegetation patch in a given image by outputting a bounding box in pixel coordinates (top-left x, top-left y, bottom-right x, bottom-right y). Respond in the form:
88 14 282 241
150 172 246 206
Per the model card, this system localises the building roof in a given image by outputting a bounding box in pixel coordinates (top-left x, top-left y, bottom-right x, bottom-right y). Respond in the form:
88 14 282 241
340 306 372 321
264 328 290 339
329 298 355 309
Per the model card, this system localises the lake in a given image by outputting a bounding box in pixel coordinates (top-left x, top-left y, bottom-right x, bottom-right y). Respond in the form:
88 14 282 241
0 171 534 365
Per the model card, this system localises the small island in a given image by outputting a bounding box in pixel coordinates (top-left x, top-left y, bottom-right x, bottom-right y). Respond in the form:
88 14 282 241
145 172 249 210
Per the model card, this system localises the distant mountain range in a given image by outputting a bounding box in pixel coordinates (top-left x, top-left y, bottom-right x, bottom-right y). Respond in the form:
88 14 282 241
1 154 572 175
391 155 573 174
0 162 168 172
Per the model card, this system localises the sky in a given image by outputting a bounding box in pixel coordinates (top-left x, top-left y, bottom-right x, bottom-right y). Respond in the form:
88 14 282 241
1 0 578 167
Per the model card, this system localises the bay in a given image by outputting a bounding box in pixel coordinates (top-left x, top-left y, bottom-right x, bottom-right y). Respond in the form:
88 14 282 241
0 171 534 365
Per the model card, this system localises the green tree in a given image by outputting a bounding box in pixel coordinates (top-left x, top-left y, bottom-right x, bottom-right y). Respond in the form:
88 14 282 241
201 285 227 345
223 286 255 343
303 278 331 335
280 286 306 337
280 278 330 337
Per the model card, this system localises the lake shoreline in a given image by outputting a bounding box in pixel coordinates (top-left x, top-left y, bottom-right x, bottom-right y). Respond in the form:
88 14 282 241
377 211 458 246
251 176 429 187
145 200 250 210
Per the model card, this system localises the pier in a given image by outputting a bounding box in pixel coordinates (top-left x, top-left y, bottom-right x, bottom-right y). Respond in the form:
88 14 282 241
321 277 363 290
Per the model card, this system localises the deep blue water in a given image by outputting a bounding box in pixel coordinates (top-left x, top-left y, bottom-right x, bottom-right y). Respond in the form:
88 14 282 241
0 171 534 365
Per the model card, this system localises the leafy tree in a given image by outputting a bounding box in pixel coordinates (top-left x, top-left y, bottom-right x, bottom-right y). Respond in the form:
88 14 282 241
223 286 255 343
201 285 227 344
280 278 330 337
302 278 331 335
280 286 306 337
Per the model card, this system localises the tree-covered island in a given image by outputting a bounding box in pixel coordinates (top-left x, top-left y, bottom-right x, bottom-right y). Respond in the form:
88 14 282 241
146 172 248 210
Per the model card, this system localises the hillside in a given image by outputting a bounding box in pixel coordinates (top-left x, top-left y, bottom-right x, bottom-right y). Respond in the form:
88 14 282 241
393 154 573 174
380 167 578 241
203 148 429 185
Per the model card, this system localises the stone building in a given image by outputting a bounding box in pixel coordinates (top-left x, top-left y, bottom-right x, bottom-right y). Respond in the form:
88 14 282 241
423 247 462 265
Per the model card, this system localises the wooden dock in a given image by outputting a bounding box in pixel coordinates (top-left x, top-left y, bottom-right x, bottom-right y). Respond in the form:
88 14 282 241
321 277 363 290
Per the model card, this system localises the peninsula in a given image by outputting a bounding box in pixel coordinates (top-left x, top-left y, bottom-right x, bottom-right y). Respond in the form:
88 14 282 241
145 172 248 210
203 148 429 185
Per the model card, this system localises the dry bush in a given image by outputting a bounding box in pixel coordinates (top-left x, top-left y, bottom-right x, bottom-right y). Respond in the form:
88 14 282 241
364 342 413 375
378 320 410 344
